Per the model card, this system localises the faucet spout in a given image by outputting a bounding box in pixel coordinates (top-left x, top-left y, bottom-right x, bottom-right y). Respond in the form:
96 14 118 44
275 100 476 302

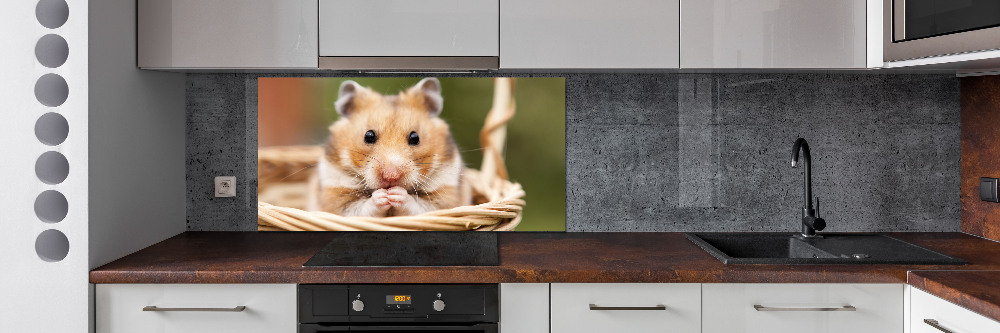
791 138 825 237
791 138 812 210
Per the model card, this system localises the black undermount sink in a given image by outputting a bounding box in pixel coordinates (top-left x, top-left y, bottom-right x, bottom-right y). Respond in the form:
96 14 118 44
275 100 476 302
686 233 966 265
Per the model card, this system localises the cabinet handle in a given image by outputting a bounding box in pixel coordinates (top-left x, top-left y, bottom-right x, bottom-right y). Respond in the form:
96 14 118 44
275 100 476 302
143 306 247 312
589 304 666 311
753 305 856 312
924 319 955 333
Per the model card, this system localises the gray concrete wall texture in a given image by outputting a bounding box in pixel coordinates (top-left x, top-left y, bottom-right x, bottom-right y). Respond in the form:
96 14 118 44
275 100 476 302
187 73 960 232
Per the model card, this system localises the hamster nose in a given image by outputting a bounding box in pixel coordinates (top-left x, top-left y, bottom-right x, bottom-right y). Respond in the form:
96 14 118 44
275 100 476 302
380 167 404 184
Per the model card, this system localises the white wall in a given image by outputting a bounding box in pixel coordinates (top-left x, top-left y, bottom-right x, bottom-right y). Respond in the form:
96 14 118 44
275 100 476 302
88 0 186 271
0 0 186 332
0 0 90 331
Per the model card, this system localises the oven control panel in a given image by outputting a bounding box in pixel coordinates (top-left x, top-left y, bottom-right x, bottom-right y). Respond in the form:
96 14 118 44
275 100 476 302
384 294 414 312
299 284 498 323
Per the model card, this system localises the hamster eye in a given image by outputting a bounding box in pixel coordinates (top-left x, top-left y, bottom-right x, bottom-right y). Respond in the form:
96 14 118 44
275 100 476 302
364 130 377 144
408 131 420 146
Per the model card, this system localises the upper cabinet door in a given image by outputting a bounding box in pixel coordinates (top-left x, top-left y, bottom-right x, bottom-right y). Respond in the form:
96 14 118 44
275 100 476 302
138 0 318 69
500 0 680 69
681 0 870 68
319 0 499 57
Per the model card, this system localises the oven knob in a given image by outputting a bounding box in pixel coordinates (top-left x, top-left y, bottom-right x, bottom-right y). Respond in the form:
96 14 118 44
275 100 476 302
432 299 446 312
352 299 364 312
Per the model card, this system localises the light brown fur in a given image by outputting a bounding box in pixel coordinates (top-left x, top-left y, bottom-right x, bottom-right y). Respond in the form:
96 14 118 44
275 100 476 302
312 78 465 217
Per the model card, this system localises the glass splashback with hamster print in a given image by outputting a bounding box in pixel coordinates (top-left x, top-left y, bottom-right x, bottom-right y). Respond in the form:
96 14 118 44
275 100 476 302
257 77 566 231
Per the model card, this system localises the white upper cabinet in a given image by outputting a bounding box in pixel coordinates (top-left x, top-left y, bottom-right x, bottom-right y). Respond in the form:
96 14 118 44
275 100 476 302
138 0 318 69
135 0 886 70
681 0 875 68
319 0 499 57
500 0 680 69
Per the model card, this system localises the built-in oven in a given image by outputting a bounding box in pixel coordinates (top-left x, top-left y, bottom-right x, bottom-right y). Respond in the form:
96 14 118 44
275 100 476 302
299 284 498 333
884 0 1000 61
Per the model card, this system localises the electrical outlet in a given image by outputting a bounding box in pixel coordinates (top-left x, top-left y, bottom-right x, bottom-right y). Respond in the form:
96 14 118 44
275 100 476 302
981 177 999 202
215 176 236 197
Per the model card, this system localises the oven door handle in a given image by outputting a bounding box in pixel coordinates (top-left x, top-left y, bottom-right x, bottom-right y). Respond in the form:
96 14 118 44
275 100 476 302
315 324 498 332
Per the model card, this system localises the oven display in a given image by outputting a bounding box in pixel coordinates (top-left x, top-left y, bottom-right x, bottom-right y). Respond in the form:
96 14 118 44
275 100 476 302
386 295 412 304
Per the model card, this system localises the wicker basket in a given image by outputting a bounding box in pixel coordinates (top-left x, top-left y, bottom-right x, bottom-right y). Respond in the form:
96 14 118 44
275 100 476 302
256 78 524 231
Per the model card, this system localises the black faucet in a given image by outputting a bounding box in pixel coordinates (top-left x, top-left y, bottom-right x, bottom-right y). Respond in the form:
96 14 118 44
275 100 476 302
791 138 825 238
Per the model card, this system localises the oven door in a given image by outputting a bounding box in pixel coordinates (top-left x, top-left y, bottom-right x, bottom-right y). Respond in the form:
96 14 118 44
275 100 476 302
885 0 1000 61
300 323 498 333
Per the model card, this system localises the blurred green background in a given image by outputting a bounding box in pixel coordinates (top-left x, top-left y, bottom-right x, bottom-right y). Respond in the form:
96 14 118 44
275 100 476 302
262 77 566 231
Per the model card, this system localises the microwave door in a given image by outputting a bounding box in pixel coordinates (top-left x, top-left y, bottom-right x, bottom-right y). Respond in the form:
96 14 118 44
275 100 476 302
884 0 1000 61
896 0 1000 42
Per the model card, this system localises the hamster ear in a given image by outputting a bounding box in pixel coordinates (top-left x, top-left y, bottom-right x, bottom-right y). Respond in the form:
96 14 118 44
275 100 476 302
410 77 444 116
334 80 362 116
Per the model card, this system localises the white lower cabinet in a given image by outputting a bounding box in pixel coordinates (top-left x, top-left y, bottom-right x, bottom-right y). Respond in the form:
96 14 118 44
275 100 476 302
910 287 1000 333
500 283 549 333
96 282 1000 333
551 283 701 333
95 284 297 333
702 283 903 333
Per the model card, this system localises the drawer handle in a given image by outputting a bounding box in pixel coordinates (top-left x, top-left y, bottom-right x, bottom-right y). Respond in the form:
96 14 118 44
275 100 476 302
924 319 955 333
143 306 247 312
753 305 856 312
589 304 667 311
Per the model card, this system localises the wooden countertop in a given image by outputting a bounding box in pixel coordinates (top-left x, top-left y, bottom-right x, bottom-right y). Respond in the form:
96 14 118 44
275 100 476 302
90 232 1000 322
91 231 1000 284
908 270 1000 323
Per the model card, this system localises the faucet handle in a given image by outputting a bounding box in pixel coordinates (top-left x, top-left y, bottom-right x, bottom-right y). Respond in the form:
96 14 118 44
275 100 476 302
815 197 820 218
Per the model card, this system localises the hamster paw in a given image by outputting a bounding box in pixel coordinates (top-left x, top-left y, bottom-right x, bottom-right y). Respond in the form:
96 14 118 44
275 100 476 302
385 186 413 208
370 188 393 212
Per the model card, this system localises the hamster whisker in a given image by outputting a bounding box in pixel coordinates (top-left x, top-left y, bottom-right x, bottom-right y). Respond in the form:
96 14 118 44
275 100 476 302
413 173 431 184
277 163 317 182
411 154 438 163
349 174 364 187
348 150 380 163
415 173 433 184
431 168 465 176
411 175 433 197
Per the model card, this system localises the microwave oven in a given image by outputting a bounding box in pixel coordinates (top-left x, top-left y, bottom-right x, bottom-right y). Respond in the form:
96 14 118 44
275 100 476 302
884 0 1000 62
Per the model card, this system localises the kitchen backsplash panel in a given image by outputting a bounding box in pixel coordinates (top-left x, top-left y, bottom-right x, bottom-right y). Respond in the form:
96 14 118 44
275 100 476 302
187 73 960 232
960 75 1000 241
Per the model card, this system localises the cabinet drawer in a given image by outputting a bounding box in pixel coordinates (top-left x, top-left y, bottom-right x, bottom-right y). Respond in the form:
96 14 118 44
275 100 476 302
319 0 499 57
911 287 1000 333
96 284 296 333
550 283 701 333
702 283 903 333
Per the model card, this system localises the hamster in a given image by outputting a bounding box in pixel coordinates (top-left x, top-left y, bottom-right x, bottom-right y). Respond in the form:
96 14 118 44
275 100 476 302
312 78 466 217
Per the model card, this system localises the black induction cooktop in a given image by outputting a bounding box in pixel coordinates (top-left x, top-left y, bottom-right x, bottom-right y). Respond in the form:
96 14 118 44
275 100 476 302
303 232 499 267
